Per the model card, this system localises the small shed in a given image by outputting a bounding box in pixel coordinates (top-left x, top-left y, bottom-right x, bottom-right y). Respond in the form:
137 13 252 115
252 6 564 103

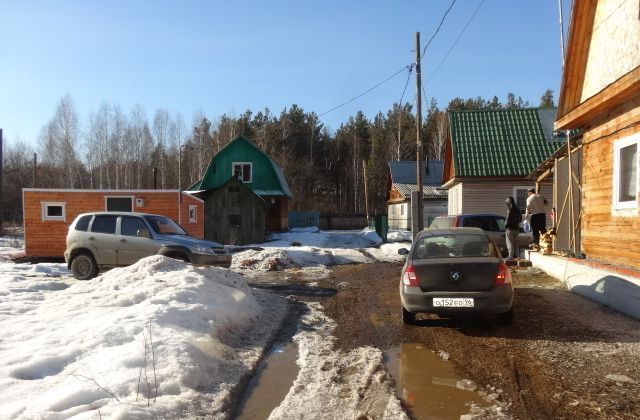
22 189 204 258
386 161 448 229
189 136 293 241
195 177 266 245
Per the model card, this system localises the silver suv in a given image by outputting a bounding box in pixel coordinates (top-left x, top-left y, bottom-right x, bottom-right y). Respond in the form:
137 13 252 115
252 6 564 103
64 212 231 280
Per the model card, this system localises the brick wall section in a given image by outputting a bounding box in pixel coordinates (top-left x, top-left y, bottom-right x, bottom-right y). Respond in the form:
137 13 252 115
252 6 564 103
22 190 204 257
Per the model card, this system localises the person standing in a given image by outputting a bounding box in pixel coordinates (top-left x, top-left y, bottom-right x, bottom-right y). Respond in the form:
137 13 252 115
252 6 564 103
505 197 522 259
525 188 547 247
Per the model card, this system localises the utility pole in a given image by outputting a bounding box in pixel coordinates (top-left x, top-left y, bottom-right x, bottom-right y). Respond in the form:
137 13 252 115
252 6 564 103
413 32 424 238
0 129 3 233
33 153 37 188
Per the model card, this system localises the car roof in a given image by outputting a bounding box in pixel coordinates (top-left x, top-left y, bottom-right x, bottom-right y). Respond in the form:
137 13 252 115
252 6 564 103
75 212 167 218
420 227 487 236
435 214 504 218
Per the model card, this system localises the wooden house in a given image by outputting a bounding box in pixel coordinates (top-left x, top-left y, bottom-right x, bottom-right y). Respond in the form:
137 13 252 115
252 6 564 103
442 108 563 218
22 189 204 257
386 160 448 229
544 0 640 269
188 136 292 244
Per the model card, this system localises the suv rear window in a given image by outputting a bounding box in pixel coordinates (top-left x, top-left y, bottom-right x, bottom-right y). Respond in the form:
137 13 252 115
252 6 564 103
91 215 117 234
429 217 454 229
74 215 92 231
462 216 503 232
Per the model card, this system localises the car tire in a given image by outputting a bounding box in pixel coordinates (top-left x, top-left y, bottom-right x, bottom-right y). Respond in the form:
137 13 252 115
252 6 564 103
402 306 416 325
496 308 514 325
71 253 99 280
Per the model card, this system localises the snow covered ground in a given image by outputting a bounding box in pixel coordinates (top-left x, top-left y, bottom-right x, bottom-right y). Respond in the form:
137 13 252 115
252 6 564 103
0 228 412 419
230 228 408 275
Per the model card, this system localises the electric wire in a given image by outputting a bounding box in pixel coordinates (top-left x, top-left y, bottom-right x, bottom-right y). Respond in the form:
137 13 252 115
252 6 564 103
421 0 457 58
398 64 414 105
318 65 411 117
425 0 486 87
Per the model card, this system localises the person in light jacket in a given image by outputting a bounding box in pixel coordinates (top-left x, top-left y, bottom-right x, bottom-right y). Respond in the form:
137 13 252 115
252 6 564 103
505 197 522 260
525 188 547 247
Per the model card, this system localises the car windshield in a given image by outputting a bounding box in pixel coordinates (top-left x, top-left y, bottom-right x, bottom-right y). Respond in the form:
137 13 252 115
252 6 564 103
413 234 495 258
144 215 187 236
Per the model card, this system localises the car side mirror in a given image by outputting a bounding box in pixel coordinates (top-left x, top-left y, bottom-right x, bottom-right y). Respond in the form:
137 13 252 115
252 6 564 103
137 228 152 239
398 248 409 256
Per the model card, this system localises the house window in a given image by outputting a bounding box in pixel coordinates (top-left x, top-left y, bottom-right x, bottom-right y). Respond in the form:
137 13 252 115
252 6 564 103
188 205 197 223
232 162 252 183
105 196 133 212
513 186 533 213
613 134 639 210
42 202 66 221
400 204 405 216
229 214 241 227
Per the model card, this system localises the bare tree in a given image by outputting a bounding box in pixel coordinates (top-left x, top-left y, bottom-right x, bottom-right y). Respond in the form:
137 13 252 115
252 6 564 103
153 109 171 188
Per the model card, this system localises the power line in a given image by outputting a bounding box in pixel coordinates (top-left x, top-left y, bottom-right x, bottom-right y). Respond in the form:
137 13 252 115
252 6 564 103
318 65 411 117
398 64 414 105
421 0 457 58
425 0 486 87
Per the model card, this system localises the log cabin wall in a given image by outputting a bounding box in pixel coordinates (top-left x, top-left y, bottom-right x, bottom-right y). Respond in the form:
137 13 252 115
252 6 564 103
580 97 640 269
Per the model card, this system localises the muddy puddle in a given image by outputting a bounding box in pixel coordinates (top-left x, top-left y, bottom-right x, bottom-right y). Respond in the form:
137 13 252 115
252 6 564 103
236 340 299 419
385 343 492 419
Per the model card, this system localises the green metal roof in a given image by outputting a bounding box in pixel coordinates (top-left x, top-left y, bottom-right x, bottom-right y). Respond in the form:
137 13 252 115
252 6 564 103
448 108 563 177
187 136 292 197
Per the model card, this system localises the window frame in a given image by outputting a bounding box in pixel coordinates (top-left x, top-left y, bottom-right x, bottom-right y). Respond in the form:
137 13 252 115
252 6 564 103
104 196 134 212
41 202 66 221
232 162 253 183
188 205 197 223
613 134 639 211
512 186 533 214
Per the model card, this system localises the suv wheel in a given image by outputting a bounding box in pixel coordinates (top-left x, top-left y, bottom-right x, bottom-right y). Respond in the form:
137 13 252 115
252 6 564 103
71 253 99 280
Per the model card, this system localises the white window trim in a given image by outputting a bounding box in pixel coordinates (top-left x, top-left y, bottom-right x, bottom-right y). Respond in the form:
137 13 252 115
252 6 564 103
41 202 66 221
188 205 197 223
513 186 533 212
232 162 253 183
613 133 639 211
104 196 134 212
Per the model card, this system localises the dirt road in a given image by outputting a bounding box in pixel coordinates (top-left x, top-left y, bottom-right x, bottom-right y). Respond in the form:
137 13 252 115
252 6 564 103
308 262 640 419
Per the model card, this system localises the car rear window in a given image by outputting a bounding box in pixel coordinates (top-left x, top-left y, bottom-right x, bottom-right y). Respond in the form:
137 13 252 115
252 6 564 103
91 215 117 234
413 234 497 258
74 215 92 231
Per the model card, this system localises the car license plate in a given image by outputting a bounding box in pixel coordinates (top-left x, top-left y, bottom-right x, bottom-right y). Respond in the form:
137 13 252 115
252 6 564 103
433 298 474 307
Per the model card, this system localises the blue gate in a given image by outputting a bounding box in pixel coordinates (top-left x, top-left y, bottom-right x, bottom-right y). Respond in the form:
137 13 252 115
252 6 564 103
288 211 320 228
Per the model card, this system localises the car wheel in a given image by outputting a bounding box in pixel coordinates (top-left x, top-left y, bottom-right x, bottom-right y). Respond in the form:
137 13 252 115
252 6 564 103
496 308 513 325
71 253 99 280
402 306 416 325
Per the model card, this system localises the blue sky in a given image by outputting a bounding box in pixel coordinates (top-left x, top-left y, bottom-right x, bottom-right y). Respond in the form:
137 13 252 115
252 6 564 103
1 0 572 147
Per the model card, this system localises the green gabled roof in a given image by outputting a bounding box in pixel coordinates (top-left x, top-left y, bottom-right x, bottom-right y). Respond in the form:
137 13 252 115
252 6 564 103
187 136 292 198
448 108 563 177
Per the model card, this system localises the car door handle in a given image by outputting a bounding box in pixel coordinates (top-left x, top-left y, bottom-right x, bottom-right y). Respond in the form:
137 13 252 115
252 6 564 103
88 236 95 240
120 239 127 243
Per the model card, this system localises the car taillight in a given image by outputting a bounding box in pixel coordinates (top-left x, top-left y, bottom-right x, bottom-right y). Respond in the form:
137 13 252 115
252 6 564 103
495 263 512 285
403 265 420 287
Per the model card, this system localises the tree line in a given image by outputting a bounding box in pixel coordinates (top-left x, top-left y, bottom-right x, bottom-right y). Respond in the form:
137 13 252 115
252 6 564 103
1 90 555 222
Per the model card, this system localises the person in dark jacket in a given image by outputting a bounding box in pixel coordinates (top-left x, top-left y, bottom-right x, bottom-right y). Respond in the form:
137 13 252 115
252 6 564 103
505 197 522 259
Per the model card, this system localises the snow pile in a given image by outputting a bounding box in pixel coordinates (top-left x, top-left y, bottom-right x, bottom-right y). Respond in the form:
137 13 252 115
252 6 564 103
0 256 287 419
269 303 408 419
0 236 25 261
232 229 405 272
386 229 413 243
